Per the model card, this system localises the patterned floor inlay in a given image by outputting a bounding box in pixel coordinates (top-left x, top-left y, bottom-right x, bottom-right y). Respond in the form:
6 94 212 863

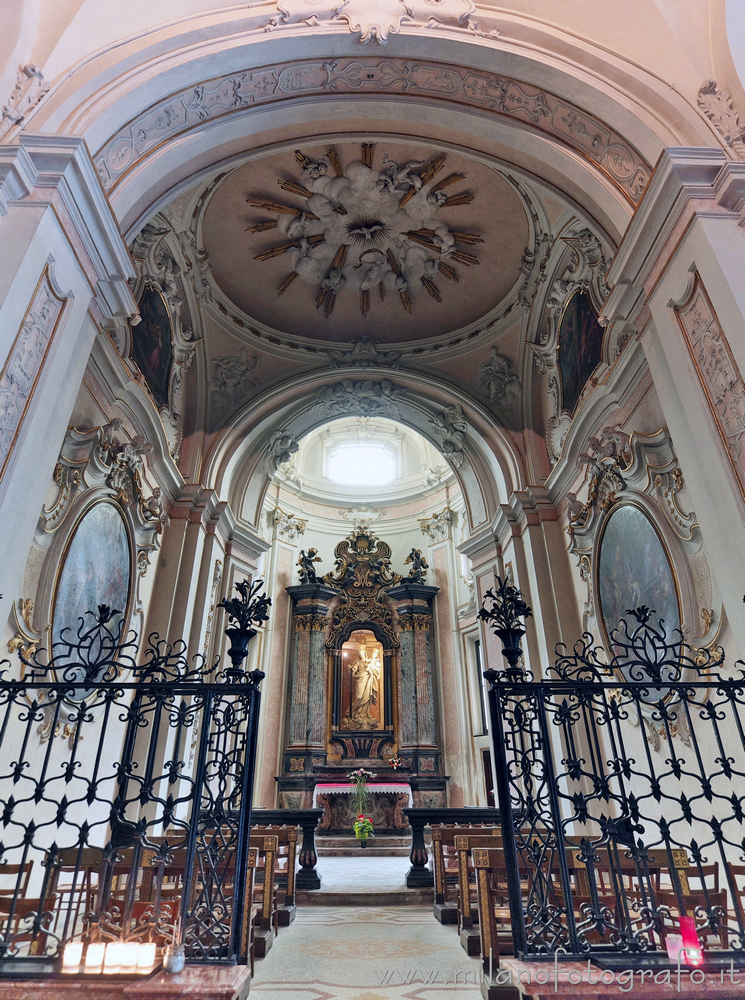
250 906 483 1000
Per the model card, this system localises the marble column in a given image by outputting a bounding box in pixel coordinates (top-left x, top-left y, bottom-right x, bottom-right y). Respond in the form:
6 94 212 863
279 583 337 806
388 582 441 778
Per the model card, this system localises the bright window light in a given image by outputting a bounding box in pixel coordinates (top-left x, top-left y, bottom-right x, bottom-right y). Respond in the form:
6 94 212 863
327 443 397 485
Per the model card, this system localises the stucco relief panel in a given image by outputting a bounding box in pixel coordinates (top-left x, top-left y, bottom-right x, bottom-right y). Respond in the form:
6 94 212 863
94 58 649 206
0 267 66 480
673 272 745 497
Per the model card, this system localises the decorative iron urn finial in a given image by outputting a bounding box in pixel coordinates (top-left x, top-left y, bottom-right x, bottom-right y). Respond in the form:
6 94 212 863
478 576 532 679
218 578 271 682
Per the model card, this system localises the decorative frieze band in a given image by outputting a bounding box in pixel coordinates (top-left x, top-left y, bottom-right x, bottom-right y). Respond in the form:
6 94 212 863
94 57 649 206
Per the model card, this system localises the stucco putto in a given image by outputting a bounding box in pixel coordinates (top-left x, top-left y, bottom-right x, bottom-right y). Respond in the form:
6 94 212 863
201 141 528 343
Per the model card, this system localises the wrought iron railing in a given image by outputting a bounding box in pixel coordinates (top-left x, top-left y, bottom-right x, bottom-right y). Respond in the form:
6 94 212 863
482 585 745 968
0 581 268 969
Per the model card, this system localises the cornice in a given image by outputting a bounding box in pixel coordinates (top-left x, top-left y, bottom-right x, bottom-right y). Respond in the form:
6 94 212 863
602 147 726 327
11 135 138 319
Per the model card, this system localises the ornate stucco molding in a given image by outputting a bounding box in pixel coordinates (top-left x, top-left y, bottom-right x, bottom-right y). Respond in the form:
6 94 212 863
327 337 402 369
672 269 745 498
129 219 201 463
428 404 467 468
531 227 611 465
210 349 260 415
0 263 67 481
273 506 307 542
697 80 745 160
264 430 300 477
19 422 164 675
419 506 454 543
338 503 387 530
311 378 405 419
94 58 650 206
567 428 699 627
477 348 520 408
0 65 49 142
265 0 475 43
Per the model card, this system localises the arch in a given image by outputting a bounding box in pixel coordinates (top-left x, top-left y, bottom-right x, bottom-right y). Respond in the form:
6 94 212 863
15 17 720 242
199 370 525 533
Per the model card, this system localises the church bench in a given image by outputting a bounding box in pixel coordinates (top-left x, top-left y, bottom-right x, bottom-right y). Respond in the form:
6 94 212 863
429 825 501 924
249 834 279 959
453 832 505 955
250 824 298 927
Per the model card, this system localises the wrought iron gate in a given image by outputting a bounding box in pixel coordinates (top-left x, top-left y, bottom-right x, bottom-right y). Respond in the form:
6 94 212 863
0 580 268 968
482 584 745 966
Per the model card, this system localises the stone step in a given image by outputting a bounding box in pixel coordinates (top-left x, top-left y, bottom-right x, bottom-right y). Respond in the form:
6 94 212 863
317 834 410 848
318 845 411 857
316 834 412 857
297 886 434 906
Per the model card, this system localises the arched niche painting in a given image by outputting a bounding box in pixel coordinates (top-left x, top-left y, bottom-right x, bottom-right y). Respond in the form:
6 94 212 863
340 629 385 731
132 286 173 409
52 501 132 649
597 503 681 693
557 290 604 414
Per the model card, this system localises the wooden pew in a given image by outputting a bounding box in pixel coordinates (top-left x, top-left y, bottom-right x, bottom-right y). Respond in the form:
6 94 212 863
430 825 501 924
473 847 513 972
249 834 278 959
251 824 298 927
454 832 504 955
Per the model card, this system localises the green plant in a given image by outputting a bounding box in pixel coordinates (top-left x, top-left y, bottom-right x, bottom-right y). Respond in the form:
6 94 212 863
353 815 375 839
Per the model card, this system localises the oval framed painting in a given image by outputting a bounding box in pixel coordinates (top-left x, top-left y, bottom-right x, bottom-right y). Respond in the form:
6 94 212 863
52 501 132 651
596 502 681 683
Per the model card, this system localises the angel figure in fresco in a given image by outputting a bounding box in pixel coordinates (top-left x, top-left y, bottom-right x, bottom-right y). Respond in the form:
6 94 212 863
347 642 382 729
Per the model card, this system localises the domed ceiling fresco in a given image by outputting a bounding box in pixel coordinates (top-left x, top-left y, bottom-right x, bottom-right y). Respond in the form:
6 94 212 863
201 140 529 345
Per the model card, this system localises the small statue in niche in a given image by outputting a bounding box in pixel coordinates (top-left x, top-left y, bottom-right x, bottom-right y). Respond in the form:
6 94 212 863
297 548 322 583
405 548 428 584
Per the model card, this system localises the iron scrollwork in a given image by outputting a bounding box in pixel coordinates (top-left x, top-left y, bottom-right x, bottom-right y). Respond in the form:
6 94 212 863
0 582 267 967
484 602 745 967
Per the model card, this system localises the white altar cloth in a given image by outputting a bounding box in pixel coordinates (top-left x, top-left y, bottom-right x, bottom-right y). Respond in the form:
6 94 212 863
313 782 413 807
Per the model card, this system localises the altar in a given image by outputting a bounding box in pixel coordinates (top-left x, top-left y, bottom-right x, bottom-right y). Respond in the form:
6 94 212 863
313 782 413 833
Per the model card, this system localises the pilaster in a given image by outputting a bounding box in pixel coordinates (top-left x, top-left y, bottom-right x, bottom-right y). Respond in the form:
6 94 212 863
0 137 137 608
603 148 745 653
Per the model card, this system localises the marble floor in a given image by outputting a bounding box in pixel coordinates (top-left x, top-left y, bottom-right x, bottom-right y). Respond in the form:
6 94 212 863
312 854 413 892
249 905 485 1000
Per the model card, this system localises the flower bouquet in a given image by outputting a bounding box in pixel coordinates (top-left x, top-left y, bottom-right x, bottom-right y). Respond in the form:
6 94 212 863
353 815 375 847
349 767 375 814
389 754 403 770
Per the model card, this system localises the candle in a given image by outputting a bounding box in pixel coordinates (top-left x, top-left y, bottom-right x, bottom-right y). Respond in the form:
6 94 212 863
84 942 105 972
61 941 83 972
103 941 124 974
137 941 156 972
120 942 140 973
678 915 703 965
665 932 683 962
